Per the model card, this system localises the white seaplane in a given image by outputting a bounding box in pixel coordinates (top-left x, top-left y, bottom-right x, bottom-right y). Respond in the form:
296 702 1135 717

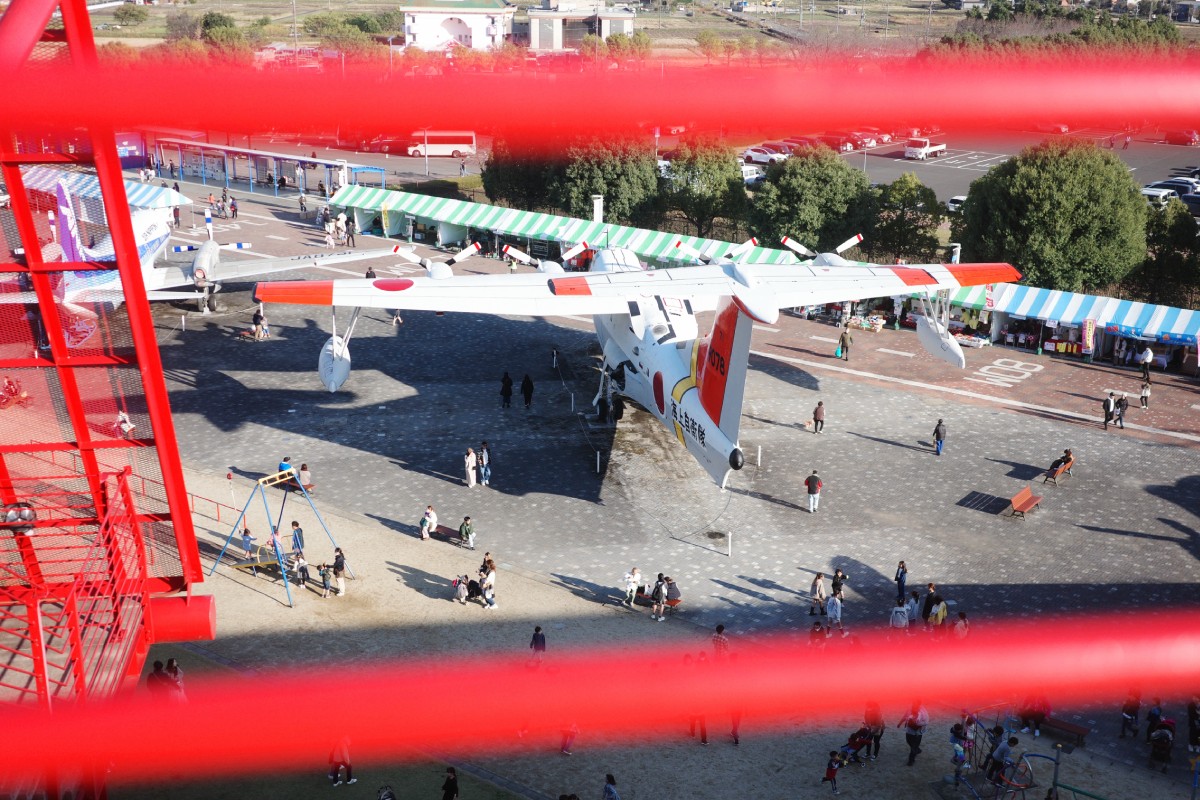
255 238 1018 487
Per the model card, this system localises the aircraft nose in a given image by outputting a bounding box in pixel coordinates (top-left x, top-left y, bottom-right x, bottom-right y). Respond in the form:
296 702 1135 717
729 448 744 471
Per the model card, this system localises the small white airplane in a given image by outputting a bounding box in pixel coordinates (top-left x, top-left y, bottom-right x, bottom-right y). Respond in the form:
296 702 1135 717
256 240 1019 487
0 183 408 347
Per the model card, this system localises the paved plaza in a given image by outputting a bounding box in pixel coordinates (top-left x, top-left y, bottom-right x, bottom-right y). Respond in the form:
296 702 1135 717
138 177 1200 798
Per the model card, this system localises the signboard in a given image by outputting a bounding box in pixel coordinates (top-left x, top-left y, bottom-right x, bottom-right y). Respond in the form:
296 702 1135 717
1082 319 1096 353
984 283 994 310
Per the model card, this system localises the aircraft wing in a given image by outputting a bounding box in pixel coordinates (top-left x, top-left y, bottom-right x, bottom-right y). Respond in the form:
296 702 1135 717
257 261 1019 318
547 261 1020 310
256 273 631 316
153 245 409 290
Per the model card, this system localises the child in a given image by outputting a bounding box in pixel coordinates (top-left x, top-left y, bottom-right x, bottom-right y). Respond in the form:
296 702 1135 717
838 726 872 765
820 750 844 795
1140 380 1151 409
241 527 257 577
318 563 332 598
294 552 310 587
454 575 469 605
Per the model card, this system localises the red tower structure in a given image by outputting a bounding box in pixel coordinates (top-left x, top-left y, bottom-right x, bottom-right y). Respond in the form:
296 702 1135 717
0 1 213 796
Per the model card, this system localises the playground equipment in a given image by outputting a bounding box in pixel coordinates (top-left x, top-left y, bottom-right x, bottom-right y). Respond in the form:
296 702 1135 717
209 468 344 607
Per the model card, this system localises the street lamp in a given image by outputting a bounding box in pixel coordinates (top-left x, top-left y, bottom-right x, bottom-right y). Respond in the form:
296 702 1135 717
387 35 395 76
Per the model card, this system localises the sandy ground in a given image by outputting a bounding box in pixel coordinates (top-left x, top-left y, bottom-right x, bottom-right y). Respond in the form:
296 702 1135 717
152 464 1198 800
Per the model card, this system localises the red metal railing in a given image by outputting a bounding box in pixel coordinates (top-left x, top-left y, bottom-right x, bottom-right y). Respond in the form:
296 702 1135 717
0 469 148 709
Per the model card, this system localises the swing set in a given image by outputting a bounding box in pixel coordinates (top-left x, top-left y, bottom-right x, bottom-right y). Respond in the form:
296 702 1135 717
209 468 347 607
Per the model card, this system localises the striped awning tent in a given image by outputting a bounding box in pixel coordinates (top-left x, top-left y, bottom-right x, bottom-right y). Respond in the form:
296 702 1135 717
934 281 1200 345
330 186 799 267
21 166 192 209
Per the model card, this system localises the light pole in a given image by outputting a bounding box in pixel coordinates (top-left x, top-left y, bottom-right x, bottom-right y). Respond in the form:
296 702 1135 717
387 35 395 76
291 0 298 63
423 129 430 177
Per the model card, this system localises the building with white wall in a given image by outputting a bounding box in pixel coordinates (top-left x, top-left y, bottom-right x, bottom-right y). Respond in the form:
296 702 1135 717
527 0 635 51
401 0 516 51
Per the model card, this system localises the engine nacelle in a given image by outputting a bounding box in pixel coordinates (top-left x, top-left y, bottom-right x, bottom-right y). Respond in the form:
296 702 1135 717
318 335 352 392
915 314 966 369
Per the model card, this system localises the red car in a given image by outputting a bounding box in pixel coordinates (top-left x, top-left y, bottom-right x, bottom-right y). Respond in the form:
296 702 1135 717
1164 130 1200 146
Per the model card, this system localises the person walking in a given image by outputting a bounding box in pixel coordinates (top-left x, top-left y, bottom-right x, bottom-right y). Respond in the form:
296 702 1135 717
327 735 356 786
831 568 849 600
905 590 920 632
298 193 307 218
520 374 534 409
172 206 180 228
345 216 356 247
1140 380 1151 410
365 267 376 279
1115 393 1129 429
317 562 332 597
1123 134 1131 150
865 701 885 760
458 516 475 550
459 157 467 177
440 767 459 800
1102 392 1116 430
824 593 846 637
1120 691 1141 738
464 447 478 487
478 440 491 486
894 561 907 601
602 773 621 800
820 750 844 795
932 418 947 456
500 372 514 408
1140 344 1154 380
252 307 266 341
805 470 823 513
921 583 937 631
294 551 310 587
712 624 730 660
229 197 238 219
164 658 187 702
889 598 909 633
898 701 929 766
650 572 667 621
623 566 641 607
529 625 546 660
837 325 853 361
332 548 347 596
812 400 826 434
809 573 827 616
1186 694 1199 753
240 527 257 577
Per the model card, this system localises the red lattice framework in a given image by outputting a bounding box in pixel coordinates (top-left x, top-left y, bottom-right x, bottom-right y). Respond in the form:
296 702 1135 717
0 0 211 777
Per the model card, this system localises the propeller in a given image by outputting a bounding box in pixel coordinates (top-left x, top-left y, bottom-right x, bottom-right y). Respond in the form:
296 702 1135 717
674 238 759 264
781 233 863 259
395 242 480 280
502 244 564 274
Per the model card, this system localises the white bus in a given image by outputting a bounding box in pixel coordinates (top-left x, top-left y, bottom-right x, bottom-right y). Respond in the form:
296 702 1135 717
406 131 477 158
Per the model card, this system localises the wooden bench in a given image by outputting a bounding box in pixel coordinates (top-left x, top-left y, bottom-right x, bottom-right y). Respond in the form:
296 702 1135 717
1043 459 1074 486
428 524 471 546
1040 716 1089 746
1008 485 1043 520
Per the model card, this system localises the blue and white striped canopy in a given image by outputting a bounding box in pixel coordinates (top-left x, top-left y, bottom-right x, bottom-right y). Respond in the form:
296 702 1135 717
939 283 1200 345
21 166 191 209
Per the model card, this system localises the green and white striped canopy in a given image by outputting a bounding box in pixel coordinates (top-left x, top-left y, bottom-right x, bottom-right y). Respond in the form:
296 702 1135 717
330 186 799 266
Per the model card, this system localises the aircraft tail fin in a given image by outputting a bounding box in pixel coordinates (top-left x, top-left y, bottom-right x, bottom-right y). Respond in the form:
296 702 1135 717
695 297 754 447
56 182 86 263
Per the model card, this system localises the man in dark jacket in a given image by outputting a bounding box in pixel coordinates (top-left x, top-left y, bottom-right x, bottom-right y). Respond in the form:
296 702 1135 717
933 419 947 456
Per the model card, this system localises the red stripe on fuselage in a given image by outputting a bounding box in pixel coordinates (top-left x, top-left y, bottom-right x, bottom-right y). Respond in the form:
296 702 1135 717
889 267 937 286
255 281 334 305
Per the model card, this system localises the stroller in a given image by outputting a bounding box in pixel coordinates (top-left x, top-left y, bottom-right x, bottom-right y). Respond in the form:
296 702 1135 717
1149 718 1175 772
838 726 873 765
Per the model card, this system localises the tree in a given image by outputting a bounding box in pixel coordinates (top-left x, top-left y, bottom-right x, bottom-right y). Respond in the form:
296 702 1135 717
629 30 652 62
482 139 566 212
165 11 201 40
200 11 236 32
661 139 747 238
579 34 608 61
554 139 660 226
865 173 943 264
749 147 873 252
203 25 251 59
344 13 383 34
1126 200 1200 305
958 139 1147 292
721 39 737 64
321 23 375 54
98 41 141 65
303 13 344 37
113 6 148 26
606 32 631 64
696 30 720 62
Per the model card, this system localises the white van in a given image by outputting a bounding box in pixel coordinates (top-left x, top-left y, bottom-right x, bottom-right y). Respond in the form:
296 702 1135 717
741 164 765 185
1141 187 1178 209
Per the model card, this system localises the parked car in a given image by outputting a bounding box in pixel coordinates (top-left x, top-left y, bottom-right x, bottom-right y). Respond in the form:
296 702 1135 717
741 164 766 186
1179 193 1200 215
828 130 873 149
1035 122 1070 134
782 136 821 150
857 126 893 144
847 131 880 149
1142 187 1179 209
946 195 967 213
742 146 787 165
760 141 796 156
818 134 855 152
1147 178 1200 195
1164 130 1200 146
